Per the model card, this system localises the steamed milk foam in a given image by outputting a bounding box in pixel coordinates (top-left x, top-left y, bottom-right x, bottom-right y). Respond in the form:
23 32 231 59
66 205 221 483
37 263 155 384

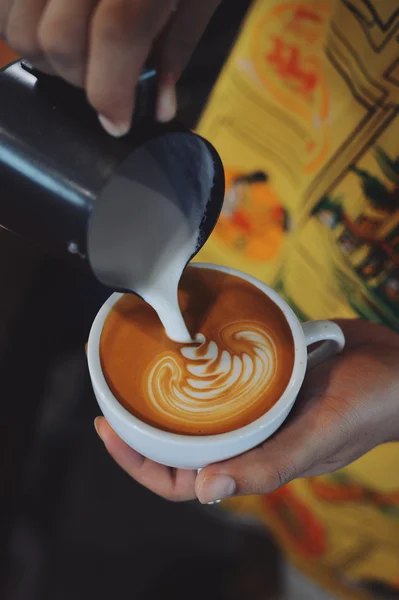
134 221 198 343
147 324 280 433
100 268 295 435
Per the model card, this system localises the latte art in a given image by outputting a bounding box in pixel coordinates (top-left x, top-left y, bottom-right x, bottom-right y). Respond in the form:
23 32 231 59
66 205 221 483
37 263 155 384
100 266 295 435
147 322 278 430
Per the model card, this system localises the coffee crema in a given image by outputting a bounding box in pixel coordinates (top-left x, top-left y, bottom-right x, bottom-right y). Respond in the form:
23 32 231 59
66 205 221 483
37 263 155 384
100 267 295 435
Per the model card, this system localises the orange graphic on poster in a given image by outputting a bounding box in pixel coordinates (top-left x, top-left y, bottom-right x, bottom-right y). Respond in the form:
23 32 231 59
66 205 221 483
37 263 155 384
266 36 319 99
252 3 332 174
262 485 327 558
214 167 288 261
308 476 399 515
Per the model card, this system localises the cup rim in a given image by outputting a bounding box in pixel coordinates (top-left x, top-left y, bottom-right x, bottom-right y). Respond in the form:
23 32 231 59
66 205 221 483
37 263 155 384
88 262 307 447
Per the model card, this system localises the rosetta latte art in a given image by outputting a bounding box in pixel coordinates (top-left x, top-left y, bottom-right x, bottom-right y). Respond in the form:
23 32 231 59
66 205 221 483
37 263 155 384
147 322 279 431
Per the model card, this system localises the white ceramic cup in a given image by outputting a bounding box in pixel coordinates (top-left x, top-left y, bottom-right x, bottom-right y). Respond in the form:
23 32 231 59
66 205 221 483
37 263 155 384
88 263 345 470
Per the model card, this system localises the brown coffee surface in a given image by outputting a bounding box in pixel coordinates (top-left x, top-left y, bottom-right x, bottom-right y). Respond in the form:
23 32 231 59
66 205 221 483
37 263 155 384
100 267 294 435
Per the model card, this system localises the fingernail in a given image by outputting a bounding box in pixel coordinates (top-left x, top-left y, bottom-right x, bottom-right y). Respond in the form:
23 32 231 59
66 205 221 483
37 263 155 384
94 417 103 440
156 83 177 123
198 475 236 505
98 114 130 137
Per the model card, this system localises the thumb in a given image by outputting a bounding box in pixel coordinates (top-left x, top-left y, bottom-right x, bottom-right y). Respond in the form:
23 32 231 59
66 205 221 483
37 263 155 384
196 399 341 504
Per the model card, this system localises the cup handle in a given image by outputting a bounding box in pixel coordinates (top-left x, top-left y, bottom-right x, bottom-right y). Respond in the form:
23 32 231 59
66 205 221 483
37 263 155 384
301 321 345 371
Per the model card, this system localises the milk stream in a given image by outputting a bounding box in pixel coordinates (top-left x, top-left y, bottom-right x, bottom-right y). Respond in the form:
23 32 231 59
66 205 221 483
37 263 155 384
133 136 216 344
136 226 198 343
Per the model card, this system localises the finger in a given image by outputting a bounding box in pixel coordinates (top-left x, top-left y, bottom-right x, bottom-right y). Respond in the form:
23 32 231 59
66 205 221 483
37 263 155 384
6 0 55 74
0 0 14 38
155 73 177 124
38 0 97 87
196 396 346 504
155 0 220 122
87 0 176 136
95 417 196 501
